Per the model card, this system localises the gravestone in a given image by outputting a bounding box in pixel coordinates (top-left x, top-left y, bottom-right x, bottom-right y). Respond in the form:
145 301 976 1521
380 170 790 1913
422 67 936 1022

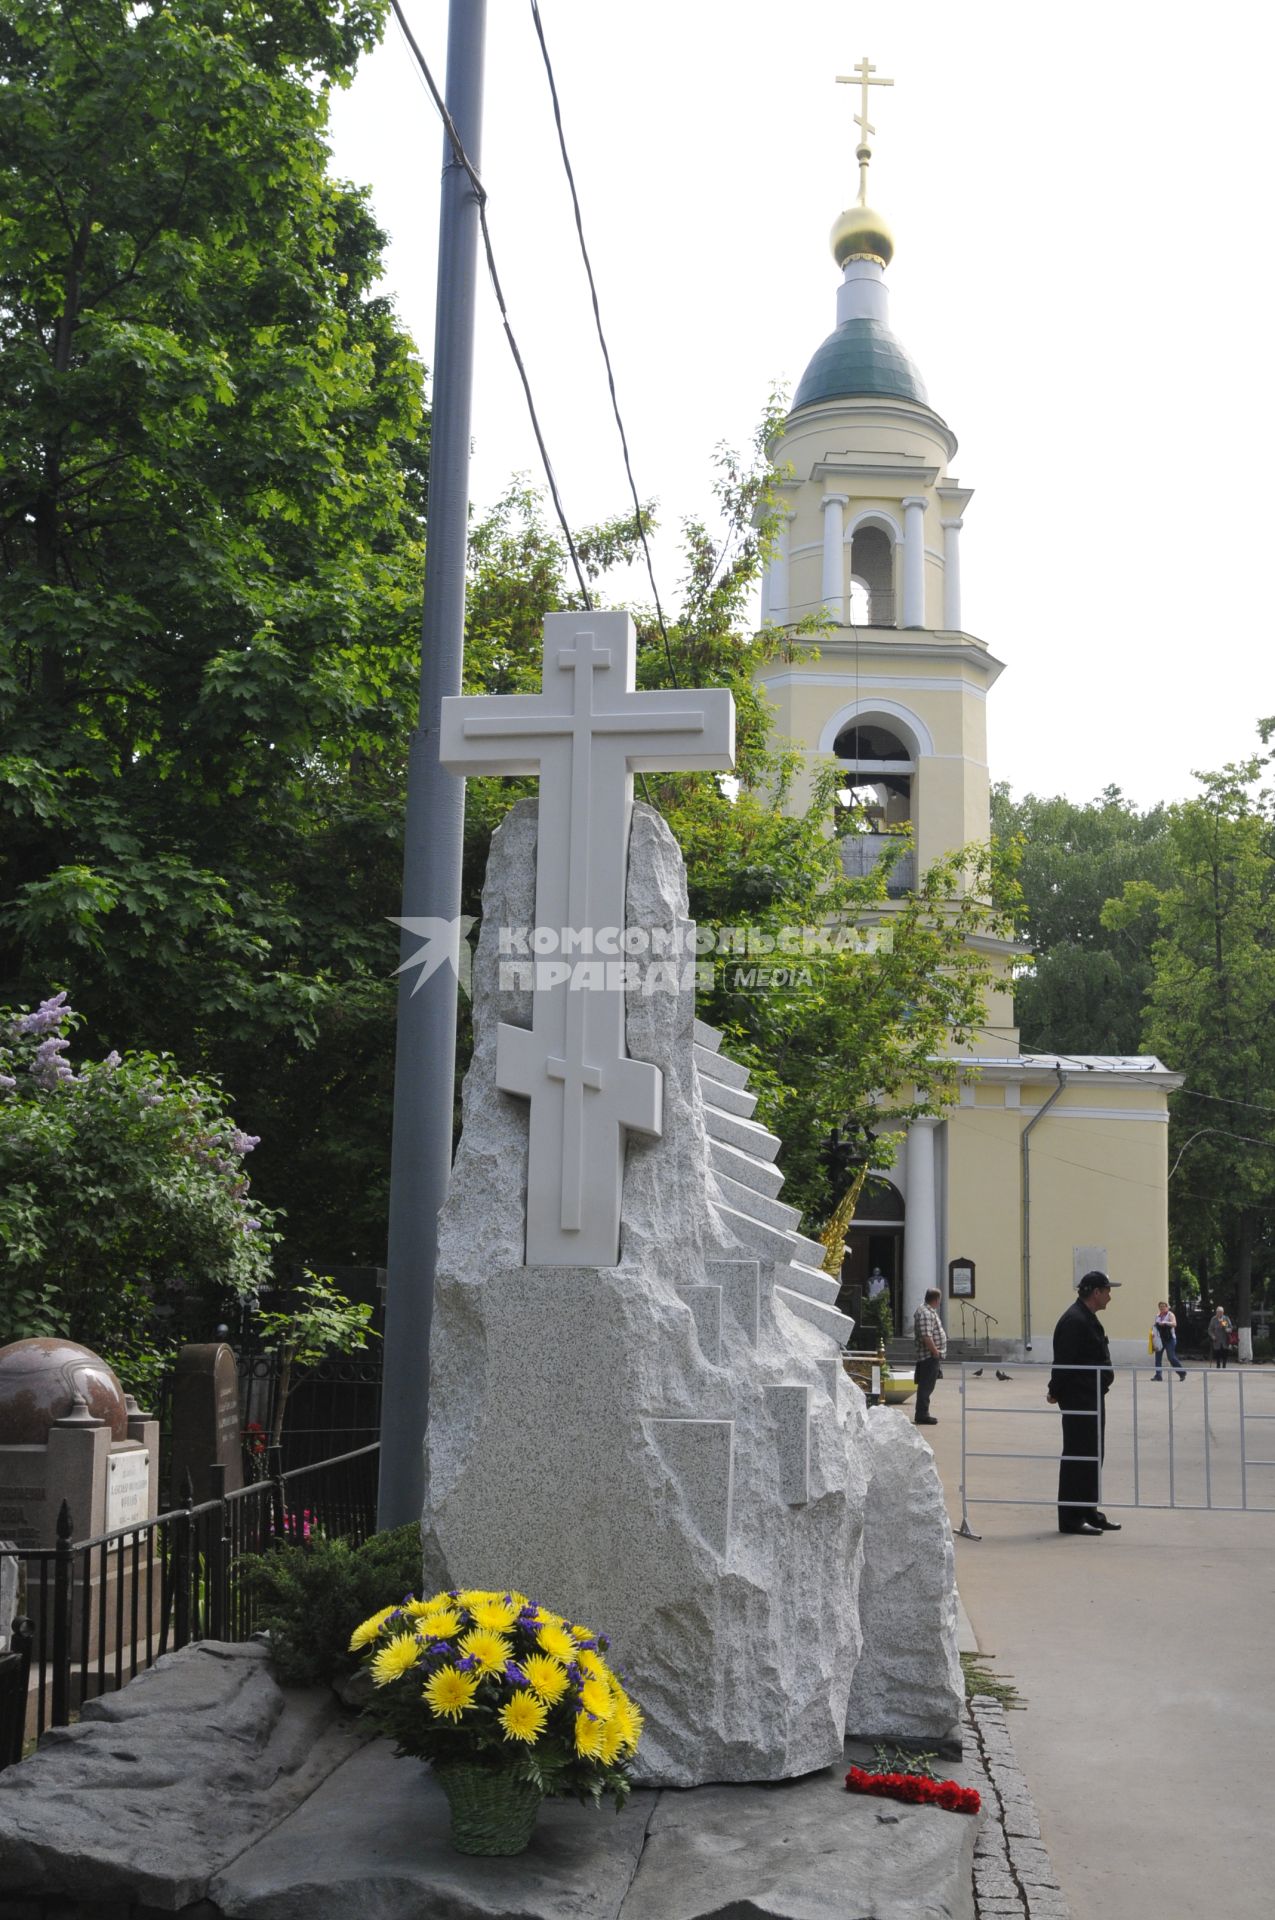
169 1344 244 1506
0 1339 158 1548
0 1340 160 1720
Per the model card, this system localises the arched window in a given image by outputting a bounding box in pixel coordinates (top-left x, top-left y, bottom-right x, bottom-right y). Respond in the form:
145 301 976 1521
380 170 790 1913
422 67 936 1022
833 721 914 894
849 524 895 626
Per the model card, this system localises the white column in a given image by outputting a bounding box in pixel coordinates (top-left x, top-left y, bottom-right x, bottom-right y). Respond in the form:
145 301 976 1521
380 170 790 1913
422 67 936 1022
766 510 794 625
821 494 848 623
941 517 963 631
901 495 927 629
902 1117 940 1328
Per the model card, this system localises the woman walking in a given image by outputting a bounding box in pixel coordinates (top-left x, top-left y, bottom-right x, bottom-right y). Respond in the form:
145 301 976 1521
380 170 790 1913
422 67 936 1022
1208 1304 1234 1368
1153 1301 1187 1381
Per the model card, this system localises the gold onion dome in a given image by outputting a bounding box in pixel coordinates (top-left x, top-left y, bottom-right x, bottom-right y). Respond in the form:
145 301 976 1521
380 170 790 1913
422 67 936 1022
831 202 894 270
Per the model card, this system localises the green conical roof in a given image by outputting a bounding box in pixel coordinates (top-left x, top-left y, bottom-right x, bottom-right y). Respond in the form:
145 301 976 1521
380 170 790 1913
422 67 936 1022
791 315 928 411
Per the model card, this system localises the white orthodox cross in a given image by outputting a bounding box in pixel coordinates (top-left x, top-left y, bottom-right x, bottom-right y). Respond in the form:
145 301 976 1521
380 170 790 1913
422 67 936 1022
440 611 735 1266
836 57 893 203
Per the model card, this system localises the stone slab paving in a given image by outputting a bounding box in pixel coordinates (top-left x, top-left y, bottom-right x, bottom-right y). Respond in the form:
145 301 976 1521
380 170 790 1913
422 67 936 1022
0 1641 994 1920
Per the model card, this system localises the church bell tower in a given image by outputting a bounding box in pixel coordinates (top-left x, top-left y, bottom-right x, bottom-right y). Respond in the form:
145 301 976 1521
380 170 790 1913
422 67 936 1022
758 59 1005 956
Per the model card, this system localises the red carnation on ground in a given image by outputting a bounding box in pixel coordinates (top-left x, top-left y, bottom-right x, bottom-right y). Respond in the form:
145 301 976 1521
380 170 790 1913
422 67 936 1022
845 1764 980 1815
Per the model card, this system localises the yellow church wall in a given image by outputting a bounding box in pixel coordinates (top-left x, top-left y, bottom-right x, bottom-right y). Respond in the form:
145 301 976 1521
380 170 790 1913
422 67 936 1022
1021 1112 1170 1345
944 1107 1022 1336
942 1095 1171 1351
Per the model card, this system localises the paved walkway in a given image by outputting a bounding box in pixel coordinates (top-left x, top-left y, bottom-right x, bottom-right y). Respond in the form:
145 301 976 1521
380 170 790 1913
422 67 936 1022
924 1362 1275 1920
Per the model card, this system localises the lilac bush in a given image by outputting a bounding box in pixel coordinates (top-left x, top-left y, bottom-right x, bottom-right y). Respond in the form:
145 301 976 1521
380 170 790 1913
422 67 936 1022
0 994 278 1396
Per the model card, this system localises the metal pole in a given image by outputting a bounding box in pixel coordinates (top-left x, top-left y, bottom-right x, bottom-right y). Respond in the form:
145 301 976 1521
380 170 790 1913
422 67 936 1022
957 1363 981 1538
1239 1367 1248 1510
379 0 488 1531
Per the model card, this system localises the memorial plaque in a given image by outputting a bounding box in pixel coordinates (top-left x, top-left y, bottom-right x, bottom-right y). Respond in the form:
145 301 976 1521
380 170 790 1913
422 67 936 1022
948 1256 975 1300
0 1459 47 1551
106 1448 150 1535
169 1344 243 1505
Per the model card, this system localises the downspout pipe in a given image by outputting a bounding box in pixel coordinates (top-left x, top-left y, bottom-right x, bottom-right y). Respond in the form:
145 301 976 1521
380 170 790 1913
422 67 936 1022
1020 1066 1068 1352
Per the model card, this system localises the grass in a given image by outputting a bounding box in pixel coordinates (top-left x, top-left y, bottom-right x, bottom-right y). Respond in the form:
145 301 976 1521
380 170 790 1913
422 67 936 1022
961 1650 1024 1711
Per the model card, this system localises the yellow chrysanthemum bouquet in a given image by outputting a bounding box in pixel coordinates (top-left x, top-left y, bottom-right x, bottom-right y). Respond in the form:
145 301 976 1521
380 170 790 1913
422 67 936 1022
349 1587 643 1848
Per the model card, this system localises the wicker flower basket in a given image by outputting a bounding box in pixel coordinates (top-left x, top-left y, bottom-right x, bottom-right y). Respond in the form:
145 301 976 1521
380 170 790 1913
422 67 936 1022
433 1762 544 1855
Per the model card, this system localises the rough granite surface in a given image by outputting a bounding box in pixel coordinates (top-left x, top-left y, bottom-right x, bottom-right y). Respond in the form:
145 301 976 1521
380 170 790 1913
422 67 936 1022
422 801 871 1787
846 1409 965 1748
0 1642 368 1909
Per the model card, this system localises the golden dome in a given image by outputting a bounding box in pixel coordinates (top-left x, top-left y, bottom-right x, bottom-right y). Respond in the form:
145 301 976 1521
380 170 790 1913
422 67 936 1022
831 203 895 270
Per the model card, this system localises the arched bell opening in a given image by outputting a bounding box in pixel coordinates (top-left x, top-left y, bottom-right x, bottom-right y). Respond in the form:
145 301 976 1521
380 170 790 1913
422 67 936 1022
833 721 915 895
848 523 896 627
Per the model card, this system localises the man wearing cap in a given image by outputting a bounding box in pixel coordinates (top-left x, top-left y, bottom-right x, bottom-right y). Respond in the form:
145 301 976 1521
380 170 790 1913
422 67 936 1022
1047 1271 1121 1535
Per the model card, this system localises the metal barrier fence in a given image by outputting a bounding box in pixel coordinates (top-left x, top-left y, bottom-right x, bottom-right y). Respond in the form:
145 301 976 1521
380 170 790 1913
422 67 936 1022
0 1442 378 1767
957 1360 1275 1537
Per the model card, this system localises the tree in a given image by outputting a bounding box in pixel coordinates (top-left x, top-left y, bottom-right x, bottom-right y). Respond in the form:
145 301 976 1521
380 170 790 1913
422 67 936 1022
0 0 426 1266
253 1271 376 1451
991 785 1177 1054
1103 730 1275 1342
0 992 276 1395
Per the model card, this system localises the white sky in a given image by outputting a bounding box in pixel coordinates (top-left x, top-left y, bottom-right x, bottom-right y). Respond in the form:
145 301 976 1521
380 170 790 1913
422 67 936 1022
328 0 1271 809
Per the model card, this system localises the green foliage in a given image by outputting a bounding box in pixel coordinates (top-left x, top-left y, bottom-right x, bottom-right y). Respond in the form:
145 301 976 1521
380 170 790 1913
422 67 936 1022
0 993 276 1393
960 1651 1024 1710
991 784 1177 1054
859 1291 894 1348
1103 728 1275 1321
239 1522 421 1687
255 1269 377 1447
0 0 426 1267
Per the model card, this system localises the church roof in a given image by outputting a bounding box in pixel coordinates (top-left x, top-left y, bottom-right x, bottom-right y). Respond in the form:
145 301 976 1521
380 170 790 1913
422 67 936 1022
791 315 929 412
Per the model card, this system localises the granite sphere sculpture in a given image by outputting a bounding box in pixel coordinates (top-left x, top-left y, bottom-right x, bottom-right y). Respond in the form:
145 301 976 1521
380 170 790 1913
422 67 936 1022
0 1337 129 1444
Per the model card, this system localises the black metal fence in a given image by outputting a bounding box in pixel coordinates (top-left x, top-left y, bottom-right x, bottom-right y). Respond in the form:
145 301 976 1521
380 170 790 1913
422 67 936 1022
150 1350 383 1491
0 1442 378 1769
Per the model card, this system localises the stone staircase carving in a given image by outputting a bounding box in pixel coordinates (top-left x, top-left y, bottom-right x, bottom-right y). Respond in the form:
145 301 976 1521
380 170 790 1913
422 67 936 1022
690 1016 859 1537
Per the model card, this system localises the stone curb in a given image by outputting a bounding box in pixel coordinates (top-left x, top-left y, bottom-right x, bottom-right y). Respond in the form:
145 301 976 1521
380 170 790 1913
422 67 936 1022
966 1694 1071 1920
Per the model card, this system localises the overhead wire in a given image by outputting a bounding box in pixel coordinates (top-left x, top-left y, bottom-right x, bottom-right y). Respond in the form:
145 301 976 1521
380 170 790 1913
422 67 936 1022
386 0 592 607
526 0 682 691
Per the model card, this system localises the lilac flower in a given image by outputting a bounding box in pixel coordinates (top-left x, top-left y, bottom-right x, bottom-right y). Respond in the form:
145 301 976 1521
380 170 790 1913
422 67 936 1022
18 992 69 1036
102 1050 121 1070
0 1073 16 1091
30 1035 76 1090
230 1129 261 1155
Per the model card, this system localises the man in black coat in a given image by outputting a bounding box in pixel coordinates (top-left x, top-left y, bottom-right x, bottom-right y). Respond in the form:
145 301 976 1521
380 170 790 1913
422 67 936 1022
1047 1271 1122 1535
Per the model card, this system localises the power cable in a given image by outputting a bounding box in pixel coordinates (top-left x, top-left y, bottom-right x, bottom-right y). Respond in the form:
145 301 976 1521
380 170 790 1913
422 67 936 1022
526 0 681 690
386 0 591 607
1171 1086 1275 1117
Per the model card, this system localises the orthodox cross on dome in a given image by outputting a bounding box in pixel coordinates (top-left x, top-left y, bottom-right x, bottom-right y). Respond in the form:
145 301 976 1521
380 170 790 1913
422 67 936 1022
440 611 734 1267
836 56 894 205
